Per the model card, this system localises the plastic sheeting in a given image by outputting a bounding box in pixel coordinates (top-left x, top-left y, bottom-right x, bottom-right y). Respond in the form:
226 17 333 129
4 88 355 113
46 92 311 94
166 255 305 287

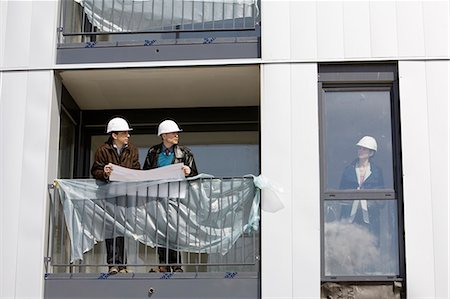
74 0 258 33
54 175 260 262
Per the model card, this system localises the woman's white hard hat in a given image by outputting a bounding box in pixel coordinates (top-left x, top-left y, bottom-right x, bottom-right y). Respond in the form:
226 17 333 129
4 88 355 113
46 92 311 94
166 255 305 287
106 117 133 133
356 136 377 151
158 120 183 136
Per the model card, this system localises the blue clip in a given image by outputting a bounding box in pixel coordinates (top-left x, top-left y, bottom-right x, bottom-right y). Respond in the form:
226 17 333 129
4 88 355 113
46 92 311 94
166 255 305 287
203 37 216 44
160 272 174 279
144 39 156 46
225 272 237 279
98 273 109 280
85 41 96 48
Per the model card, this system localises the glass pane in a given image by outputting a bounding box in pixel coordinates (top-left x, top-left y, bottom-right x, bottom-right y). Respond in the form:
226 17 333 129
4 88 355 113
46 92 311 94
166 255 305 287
323 90 394 191
58 112 76 179
324 200 399 276
138 144 260 177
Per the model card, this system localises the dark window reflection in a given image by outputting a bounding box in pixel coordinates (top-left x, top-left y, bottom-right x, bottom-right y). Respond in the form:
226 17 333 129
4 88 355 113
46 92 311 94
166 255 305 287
323 90 394 190
324 200 399 276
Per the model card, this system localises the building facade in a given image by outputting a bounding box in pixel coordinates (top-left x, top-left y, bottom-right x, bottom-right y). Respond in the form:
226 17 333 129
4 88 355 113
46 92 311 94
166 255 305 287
1 1 449 298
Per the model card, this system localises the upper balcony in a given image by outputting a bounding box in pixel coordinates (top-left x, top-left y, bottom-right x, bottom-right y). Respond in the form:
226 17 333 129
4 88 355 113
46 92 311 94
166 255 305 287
57 0 261 64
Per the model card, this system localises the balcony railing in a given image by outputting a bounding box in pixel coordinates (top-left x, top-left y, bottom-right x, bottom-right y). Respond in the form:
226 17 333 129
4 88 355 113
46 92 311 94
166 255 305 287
46 177 260 275
58 0 260 45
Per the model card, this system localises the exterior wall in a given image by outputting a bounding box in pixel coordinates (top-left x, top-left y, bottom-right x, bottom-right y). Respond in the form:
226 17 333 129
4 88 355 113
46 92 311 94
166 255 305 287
261 1 449 299
399 61 449 299
263 1 449 61
0 1 449 299
0 1 60 298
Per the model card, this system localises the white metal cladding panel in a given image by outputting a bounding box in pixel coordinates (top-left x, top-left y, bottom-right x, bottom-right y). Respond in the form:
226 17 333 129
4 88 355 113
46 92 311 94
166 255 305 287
398 61 436 299
396 2 426 58
0 1 6 68
16 71 54 299
0 72 28 298
2 1 57 69
369 1 399 58
342 1 371 59
3 1 33 68
261 1 291 61
424 61 450 299
266 1 448 61
261 64 293 299
316 1 345 60
423 1 450 57
290 1 317 61
0 71 55 298
28 1 58 68
291 63 320 299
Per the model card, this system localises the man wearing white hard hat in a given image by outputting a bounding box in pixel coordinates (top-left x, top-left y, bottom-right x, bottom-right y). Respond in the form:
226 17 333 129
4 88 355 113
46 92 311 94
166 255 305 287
91 117 140 274
143 119 198 272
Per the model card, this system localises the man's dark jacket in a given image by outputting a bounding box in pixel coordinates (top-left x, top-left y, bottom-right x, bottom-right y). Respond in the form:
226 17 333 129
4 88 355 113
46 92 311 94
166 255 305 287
91 139 141 180
143 143 198 177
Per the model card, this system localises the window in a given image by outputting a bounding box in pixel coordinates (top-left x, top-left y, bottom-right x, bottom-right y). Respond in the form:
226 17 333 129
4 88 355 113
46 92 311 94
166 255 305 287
319 64 404 280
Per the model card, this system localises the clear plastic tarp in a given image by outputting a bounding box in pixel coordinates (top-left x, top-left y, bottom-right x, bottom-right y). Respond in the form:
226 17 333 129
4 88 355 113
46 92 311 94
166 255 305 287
54 175 260 262
73 0 258 33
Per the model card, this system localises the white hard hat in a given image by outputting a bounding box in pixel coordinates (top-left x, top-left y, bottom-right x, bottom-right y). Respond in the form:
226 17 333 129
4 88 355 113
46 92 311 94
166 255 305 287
158 120 182 136
356 136 377 151
106 117 133 133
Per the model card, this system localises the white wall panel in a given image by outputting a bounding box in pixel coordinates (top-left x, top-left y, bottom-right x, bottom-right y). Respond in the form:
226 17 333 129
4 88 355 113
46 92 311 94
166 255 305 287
0 71 55 299
317 1 344 60
3 1 58 69
396 2 426 58
261 64 292 299
0 72 28 298
291 64 320 299
261 1 290 61
29 1 58 68
422 1 449 58
15 71 54 298
0 1 7 67
424 61 449 299
398 61 436 298
369 1 398 58
290 1 317 61
343 1 371 59
3 1 33 68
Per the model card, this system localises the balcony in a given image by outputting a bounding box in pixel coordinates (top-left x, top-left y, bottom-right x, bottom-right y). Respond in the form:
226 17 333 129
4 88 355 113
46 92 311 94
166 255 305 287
57 0 261 63
45 176 260 298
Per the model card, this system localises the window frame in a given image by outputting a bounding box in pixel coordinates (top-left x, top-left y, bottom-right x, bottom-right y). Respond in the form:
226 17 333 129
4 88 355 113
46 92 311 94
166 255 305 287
318 63 405 282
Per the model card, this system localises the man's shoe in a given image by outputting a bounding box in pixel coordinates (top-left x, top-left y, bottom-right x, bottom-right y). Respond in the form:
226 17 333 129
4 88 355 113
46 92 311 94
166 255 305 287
173 267 183 273
118 268 130 274
108 266 119 275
